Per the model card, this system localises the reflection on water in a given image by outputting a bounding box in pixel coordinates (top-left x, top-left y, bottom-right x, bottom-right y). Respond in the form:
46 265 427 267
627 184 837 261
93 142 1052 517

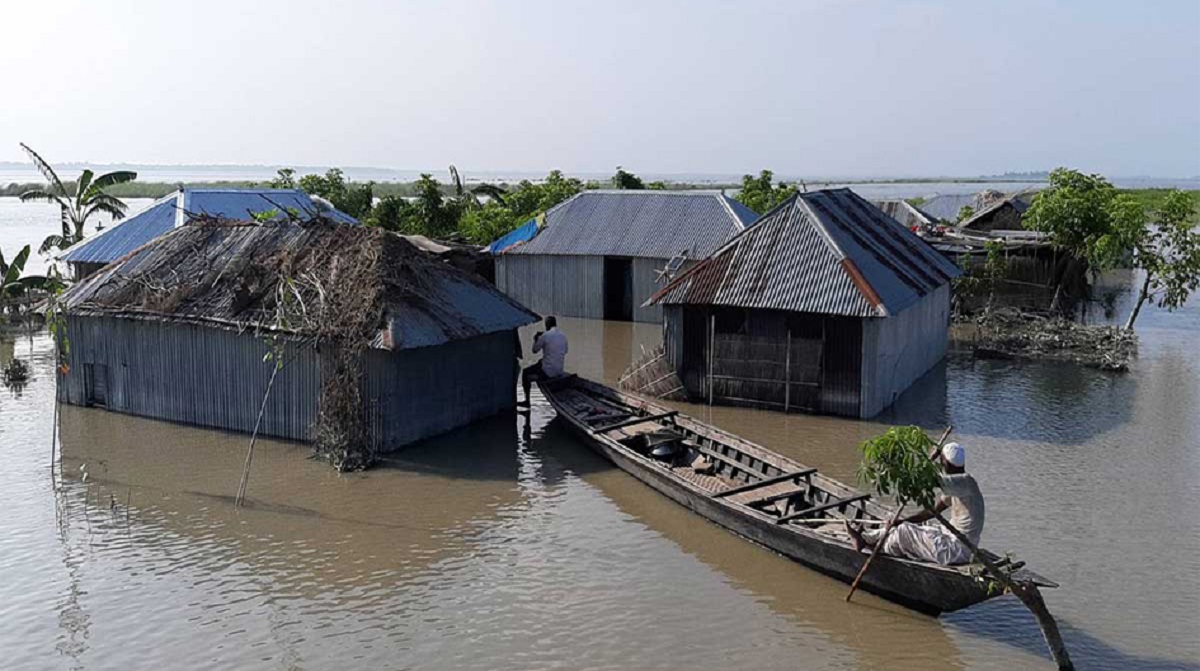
1 271 1198 670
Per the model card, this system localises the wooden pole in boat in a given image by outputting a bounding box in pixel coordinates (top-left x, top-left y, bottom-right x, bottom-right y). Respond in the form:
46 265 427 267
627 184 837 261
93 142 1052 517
845 425 953 603
708 313 715 406
784 329 791 413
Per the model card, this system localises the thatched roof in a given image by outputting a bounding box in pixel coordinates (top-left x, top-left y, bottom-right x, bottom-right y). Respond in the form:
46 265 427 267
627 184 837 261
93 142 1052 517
62 218 538 350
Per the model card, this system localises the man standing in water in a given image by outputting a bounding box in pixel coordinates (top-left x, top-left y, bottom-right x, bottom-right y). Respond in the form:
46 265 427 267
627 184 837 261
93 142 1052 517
517 316 568 408
846 442 985 565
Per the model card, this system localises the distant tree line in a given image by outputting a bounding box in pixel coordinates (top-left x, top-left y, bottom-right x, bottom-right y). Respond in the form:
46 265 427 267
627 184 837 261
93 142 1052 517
267 165 804 246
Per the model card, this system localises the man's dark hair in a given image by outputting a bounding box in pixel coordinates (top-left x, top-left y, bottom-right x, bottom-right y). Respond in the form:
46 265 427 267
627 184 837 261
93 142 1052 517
545 316 557 329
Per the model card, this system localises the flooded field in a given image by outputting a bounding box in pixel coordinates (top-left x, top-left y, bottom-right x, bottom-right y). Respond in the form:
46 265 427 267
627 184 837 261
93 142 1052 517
2 271 1198 670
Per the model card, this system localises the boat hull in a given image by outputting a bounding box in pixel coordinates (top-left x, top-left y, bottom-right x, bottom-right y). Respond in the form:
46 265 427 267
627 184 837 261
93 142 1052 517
541 378 1004 615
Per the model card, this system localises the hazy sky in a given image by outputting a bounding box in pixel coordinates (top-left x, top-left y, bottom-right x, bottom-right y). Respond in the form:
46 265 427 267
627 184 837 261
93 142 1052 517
1 0 1197 177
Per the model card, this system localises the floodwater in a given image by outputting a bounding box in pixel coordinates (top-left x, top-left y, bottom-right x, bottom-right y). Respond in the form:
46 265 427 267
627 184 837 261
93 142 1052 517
2 276 1198 670
2 193 1200 670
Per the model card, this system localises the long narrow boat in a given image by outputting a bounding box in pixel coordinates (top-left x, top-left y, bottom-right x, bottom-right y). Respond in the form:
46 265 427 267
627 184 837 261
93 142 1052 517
539 375 1055 615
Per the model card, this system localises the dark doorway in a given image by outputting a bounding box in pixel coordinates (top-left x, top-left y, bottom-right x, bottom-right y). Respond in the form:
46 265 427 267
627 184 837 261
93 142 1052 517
84 363 109 407
603 257 633 321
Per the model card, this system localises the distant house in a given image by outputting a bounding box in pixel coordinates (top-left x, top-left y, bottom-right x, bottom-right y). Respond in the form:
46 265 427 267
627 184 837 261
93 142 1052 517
495 190 759 323
872 200 938 230
957 192 1035 234
58 219 538 454
60 188 357 280
918 190 1038 230
648 189 960 418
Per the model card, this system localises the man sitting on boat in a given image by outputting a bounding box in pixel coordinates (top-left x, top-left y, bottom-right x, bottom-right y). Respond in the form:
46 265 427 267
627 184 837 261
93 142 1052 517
846 442 985 565
517 316 569 408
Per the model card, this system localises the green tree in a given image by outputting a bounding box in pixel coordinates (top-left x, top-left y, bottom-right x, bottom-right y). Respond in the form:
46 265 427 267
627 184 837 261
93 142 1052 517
956 205 976 223
1117 189 1200 330
647 181 668 190
611 166 645 190
17 143 137 253
1023 168 1128 268
364 195 415 232
734 169 796 215
457 170 584 245
297 168 374 219
269 168 297 189
1022 168 1143 308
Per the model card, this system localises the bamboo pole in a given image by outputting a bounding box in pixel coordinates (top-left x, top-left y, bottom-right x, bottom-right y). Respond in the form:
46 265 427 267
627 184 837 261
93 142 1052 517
784 329 791 413
235 364 280 507
846 425 953 603
708 313 715 406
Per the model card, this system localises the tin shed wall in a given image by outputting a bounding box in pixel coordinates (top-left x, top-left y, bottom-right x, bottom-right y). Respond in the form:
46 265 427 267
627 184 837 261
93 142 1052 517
364 330 517 450
859 283 950 418
496 255 603 320
58 316 320 441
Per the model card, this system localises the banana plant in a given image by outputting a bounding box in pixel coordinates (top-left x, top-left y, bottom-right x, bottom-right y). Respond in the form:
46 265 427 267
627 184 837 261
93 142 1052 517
17 143 137 253
1 244 48 303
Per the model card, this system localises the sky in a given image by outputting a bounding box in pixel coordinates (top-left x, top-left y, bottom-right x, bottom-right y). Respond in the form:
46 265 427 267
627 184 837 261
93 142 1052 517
1 0 1197 178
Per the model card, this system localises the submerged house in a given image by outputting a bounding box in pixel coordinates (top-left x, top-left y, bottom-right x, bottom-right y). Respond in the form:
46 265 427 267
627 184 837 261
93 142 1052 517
58 218 538 459
647 189 960 418
957 192 1035 234
495 190 759 323
60 188 357 280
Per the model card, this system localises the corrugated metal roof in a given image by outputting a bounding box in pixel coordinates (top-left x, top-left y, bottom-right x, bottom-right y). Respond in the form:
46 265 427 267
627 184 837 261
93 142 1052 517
919 193 982 222
60 194 179 265
61 188 357 265
650 189 961 318
63 219 537 350
507 190 757 260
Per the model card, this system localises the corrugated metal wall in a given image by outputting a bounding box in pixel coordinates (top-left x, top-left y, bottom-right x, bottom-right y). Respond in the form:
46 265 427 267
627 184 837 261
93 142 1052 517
364 331 518 450
59 316 320 441
60 317 521 451
497 255 603 319
859 283 950 418
497 254 669 323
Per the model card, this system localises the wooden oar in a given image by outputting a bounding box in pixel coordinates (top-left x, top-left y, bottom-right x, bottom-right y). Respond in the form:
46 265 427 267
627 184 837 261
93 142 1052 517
845 425 953 603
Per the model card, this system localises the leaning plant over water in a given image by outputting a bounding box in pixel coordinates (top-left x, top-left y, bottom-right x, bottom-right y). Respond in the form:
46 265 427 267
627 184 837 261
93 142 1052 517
855 426 1075 671
1113 189 1200 330
17 143 137 253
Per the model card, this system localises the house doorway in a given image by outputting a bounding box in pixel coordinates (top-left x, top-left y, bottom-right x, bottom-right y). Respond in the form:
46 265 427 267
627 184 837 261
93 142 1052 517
603 257 633 321
84 363 109 407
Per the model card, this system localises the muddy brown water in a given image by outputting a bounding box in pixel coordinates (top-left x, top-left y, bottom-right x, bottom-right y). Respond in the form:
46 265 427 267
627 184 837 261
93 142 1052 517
1 273 1198 670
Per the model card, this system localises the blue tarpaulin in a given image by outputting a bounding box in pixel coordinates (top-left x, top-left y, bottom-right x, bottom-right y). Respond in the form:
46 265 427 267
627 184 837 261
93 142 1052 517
486 218 539 255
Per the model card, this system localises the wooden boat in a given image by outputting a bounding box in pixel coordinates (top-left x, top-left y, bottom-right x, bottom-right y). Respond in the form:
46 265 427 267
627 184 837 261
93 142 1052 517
538 375 1055 615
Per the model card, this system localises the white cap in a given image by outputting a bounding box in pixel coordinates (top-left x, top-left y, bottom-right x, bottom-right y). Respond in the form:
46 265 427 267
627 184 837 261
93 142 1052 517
941 442 965 467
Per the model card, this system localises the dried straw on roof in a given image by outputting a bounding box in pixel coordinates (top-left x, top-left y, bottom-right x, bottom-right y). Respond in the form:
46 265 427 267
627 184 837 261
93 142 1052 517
62 217 537 349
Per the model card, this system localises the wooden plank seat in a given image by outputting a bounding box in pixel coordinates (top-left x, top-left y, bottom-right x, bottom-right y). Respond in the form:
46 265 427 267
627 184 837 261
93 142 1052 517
776 494 871 525
594 411 679 434
741 486 813 508
713 468 818 498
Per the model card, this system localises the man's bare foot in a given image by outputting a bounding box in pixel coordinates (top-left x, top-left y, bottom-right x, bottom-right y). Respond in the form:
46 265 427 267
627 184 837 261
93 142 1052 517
844 520 868 552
